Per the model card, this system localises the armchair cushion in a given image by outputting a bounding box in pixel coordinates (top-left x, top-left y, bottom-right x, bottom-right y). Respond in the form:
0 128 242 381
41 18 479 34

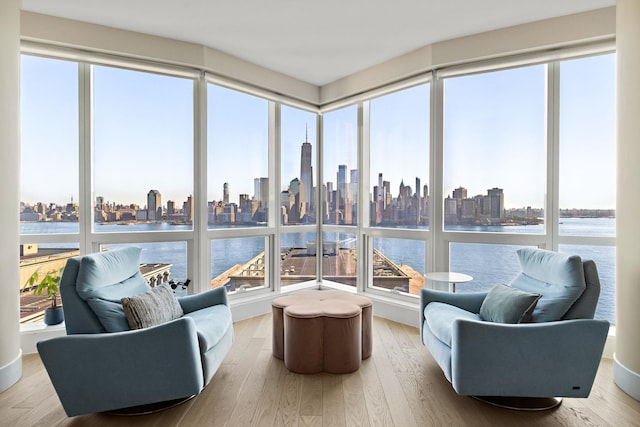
425 302 481 346
122 284 184 329
511 248 586 322
479 284 541 323
75 247 152 332
86 298 131 332
184 304 233 353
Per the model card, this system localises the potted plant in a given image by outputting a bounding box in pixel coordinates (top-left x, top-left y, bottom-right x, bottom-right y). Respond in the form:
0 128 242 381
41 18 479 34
25 268 64 325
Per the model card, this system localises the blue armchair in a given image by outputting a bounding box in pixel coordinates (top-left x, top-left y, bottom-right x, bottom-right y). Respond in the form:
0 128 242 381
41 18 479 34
420 248 609 409
37 247 234 416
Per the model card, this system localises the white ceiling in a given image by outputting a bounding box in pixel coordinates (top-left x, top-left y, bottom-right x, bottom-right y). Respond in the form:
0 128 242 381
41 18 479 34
21 0 614 86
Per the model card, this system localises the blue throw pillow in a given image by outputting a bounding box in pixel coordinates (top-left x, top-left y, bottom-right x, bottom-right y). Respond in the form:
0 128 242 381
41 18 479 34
479 284 541 324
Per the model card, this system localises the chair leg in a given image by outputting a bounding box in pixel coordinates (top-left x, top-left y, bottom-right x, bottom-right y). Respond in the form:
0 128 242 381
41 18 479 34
472 396 562 411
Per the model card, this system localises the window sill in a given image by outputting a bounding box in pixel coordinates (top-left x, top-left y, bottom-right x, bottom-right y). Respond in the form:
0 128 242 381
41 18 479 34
20 321 66 355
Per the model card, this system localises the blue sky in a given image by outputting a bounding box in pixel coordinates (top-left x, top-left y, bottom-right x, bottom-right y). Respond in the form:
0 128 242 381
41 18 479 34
20 53 616 210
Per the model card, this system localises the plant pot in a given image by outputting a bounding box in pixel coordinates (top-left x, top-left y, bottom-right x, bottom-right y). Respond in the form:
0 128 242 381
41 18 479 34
44 307 64 325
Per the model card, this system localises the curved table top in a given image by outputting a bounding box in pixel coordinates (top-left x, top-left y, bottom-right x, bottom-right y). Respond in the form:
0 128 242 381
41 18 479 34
424 272 473 283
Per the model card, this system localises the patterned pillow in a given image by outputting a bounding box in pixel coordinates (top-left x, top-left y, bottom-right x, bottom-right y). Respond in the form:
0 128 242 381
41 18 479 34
121 284 184 329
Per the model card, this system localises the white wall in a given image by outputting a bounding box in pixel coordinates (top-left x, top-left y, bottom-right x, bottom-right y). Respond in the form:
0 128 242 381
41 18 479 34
614 0 640 401
0 0 22 393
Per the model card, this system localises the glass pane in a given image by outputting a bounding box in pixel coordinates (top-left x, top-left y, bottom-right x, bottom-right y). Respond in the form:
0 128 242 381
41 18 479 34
281 231 318 286
211 237 266 293
322 106 358 225
101 242 187 288
281 106 317 225
321 231 357 286
560 244 615 325
20 243 79 323
559 54 616 236
371 237 425 295
370 84 430 228
448 243 531 293
93 66 194 230
443 66 546 232
208 85 269 228
20 55 79 234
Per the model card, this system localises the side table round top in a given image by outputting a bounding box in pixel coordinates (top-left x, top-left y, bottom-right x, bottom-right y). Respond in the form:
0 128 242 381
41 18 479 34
424 272 473 283
424 272 473 292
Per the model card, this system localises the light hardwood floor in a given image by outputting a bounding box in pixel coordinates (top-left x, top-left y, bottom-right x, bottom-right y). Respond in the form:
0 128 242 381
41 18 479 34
2 314 639 427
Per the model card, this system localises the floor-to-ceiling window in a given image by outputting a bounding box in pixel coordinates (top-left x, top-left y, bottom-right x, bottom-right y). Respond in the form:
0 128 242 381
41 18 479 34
280 104 318 287
207 83 271 294
93 65 194 284
18 46 616 327
442 65 546 294
440 54 616 325
19 55 79 322
365 82 431 295
557 53 616 323
321 106 359 287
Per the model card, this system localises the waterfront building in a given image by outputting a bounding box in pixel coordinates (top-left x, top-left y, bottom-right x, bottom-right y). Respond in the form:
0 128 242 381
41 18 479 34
147 189 161 220
223 182 230 205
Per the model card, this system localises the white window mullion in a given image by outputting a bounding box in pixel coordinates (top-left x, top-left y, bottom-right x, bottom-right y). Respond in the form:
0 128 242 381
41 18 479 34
271 101 281 292
546 62 561 251
192 72 209 295
79 62 94 254
431 72 446 273
316 113 324 282
358 101 369 292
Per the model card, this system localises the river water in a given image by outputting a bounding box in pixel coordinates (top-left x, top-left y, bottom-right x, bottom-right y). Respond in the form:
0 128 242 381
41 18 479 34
21 217 615 324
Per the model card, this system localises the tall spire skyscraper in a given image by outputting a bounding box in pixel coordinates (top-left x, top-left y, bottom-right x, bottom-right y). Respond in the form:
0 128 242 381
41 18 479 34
300 125 314 211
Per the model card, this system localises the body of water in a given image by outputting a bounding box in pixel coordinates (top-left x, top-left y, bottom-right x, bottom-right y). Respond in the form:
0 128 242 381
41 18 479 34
21 217 616 324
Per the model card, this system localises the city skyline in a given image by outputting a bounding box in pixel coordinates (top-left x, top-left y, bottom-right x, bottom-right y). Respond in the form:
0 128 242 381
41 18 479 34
20 54 616 211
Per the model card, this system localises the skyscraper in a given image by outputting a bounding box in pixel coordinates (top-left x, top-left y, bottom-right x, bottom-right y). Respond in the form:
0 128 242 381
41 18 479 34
487 187 505 219
184 195 193 222
259 177 269 209
376 173 384 224
223 182 230 205
147 189 161 220
337 164 347 210
300 132 313 211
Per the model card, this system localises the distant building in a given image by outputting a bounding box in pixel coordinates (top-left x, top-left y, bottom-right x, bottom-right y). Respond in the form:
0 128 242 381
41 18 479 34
300 139 313 211
147 189 161 220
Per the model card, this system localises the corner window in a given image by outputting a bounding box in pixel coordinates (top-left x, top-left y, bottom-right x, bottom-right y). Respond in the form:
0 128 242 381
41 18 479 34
322 106 358 226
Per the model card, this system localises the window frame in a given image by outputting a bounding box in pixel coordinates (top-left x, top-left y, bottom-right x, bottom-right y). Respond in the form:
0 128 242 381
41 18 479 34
19 43 617 329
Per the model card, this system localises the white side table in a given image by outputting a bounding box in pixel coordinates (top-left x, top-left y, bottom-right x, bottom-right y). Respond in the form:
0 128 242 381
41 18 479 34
424 272 473 293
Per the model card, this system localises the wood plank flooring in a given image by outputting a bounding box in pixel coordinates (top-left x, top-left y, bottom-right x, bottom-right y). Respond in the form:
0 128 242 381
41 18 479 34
2 314 639 427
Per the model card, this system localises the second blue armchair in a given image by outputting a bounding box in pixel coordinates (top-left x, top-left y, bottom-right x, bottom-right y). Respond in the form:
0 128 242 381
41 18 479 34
420 248 609 409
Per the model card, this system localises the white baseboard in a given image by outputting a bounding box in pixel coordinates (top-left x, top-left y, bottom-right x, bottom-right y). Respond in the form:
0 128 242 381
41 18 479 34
614 354 640 401
0 350 22 393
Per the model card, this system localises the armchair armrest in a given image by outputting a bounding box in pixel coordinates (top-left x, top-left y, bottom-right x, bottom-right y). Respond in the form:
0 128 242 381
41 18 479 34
178 286 228 314
451 318 609 398
420 288 487 329
37 317 204 416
